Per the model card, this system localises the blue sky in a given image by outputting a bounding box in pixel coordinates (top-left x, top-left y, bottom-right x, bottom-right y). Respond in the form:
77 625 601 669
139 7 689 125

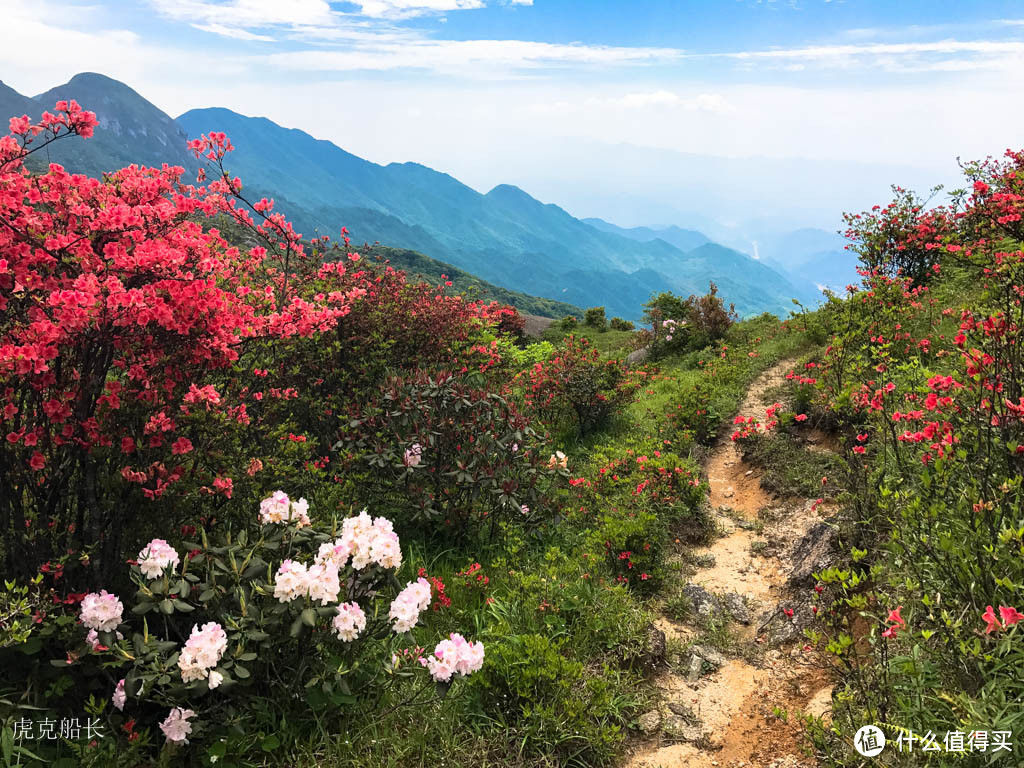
3 0 1024 233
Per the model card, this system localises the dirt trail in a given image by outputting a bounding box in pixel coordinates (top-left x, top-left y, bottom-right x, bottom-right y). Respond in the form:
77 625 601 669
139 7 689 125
626 360 834 768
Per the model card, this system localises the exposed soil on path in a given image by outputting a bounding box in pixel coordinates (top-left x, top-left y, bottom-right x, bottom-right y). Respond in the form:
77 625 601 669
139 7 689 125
626 360 834 768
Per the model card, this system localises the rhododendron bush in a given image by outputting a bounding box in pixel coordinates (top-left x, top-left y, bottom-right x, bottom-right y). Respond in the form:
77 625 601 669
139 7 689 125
516 335 640 436
5 493 483 761
337 370 568 538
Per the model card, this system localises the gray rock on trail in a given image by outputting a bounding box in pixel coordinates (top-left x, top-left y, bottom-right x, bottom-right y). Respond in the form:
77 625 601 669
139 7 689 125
682 584 720 618
625 346 650 365
722 592 752 624
637 709 662 735
663 716 707 743
687 644 727 681
644 624 667 668
686 653 705 682
788 518 839 586
689 644 727 669
667 700 697 719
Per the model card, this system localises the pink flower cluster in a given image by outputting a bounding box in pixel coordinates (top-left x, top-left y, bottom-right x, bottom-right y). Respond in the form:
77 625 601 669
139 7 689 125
403 443 423 467
178 622 228 686
137 538 180 579
331 601 367 641
160 707 195 745
422 633 485 682
258 491 311 527
338 510 402 570
79 590 123 633
389 578 432 633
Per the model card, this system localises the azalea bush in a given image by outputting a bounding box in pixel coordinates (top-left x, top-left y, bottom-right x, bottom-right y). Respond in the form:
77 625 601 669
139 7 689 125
517 335 640 436
1 492 485 764
799 149 1024 763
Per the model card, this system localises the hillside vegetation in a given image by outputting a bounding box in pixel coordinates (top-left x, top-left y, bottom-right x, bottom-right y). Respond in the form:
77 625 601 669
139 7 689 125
2 98 1022 768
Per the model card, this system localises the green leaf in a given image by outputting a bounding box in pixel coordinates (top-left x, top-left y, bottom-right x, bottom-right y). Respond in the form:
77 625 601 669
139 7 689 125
300 608 317 627
234 665 250 679
260 734 280 752
159 599 175 615
172 599 195 612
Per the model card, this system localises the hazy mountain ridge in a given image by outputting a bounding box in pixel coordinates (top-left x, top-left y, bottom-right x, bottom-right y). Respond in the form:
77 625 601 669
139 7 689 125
2 73 823 320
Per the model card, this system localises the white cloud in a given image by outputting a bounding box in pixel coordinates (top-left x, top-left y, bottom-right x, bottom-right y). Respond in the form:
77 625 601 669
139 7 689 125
353 0 484 19
149 0 335 27
192 23 275 41
267 39 683 75
715 39 1024 71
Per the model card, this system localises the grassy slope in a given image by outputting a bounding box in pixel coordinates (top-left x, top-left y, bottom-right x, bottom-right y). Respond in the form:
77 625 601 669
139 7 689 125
300 313 811 768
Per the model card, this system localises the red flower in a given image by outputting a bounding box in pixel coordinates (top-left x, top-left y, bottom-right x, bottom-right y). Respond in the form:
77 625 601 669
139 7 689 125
29 452 46 471
171 437 193 455
998 605 1024 627
982 605 1002 634
794 413 808 422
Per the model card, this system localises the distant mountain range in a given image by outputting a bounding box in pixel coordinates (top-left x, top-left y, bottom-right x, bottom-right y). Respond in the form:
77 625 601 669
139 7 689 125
1 72 826 320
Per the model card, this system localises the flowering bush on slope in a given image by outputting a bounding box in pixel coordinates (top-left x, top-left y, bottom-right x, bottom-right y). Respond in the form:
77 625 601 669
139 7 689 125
0 104 523 587
516 335 640 436
0 105 356 583
52 493 483 758
337 370 567 539
798 149 1024 756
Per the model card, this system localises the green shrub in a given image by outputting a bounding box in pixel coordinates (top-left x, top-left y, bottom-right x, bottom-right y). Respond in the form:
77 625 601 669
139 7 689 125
560 314 578 329
469 633 631 766
583 306 607 330
609 317 635 331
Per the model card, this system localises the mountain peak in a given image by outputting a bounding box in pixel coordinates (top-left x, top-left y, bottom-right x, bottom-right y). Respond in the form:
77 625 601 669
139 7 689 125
487 183 533 200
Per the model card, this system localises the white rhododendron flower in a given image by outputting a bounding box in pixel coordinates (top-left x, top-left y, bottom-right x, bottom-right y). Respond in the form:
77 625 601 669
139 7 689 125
112 678 126 711
332 601 367 641
178 622 228 683
314 538 352 569
403 443 422 467
258 491 311 527
79 590 123 632
423 633 485 682
273 559 308 602
159 707 195 744
137 538 180 579
259 490 291 524
389 577 432 633
290 496 312 527
207 670 224 690
305 562 341 605
341 510 402 570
